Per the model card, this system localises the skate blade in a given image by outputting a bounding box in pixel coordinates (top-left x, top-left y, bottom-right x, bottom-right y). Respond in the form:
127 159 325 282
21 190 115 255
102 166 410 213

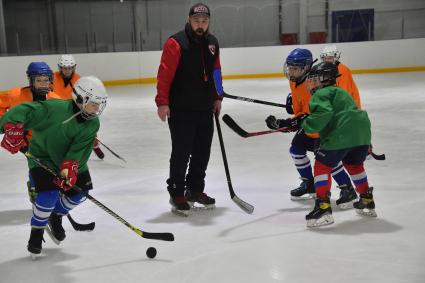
306 214 334 228
30 253 40 261
291 193 316 201
337 199 357 210
355 208 377 217
171 207 189 217
189 204 216 210
44 226 61 245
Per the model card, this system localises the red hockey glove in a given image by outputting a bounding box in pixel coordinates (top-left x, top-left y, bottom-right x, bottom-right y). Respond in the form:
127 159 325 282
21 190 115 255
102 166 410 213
53 160 78 191
1 123 26 154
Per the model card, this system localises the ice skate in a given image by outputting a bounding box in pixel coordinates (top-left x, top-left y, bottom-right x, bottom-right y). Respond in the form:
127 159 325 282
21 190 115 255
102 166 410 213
45 212 66 245
306 198 334 227
336 184 358 209
185 191 216 210
28 228 44 260
353 187 377 217
290 178 315 200
169 196 190 216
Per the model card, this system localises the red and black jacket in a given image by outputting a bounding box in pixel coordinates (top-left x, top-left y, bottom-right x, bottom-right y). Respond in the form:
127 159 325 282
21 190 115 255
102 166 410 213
156 24 222 111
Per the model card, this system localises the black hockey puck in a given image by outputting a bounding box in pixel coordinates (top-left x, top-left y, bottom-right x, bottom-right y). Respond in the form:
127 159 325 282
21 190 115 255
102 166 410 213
146 247 157 259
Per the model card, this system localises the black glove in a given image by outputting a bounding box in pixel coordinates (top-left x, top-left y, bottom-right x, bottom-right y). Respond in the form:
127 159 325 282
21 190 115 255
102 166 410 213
285 93 294 114
265 115 292 129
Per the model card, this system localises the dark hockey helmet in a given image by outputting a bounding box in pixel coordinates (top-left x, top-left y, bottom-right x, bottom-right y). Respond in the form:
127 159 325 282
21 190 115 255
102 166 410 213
307 62 340 93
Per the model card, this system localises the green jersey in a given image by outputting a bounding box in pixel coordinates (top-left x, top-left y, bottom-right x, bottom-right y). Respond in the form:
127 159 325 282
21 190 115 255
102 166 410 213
0 99 99 173
301 86 371 150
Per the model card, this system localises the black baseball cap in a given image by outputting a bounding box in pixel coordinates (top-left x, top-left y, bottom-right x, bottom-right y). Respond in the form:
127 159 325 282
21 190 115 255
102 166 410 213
189 3 210 18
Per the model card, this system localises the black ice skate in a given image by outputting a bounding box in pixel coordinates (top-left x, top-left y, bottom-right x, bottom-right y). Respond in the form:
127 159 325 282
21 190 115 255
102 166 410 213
169 196 190 216
353 187 377 217
185 191 216 210
93 146 105 159
27 228 45 260
290 178 315 200
45 212 66 244
306 198 334 227
336 184 358 209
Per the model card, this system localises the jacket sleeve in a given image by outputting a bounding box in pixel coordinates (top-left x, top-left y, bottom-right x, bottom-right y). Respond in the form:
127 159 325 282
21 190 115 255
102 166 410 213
0 101 47 133
213 48 224 100
302 92 333 134
155 38 181 107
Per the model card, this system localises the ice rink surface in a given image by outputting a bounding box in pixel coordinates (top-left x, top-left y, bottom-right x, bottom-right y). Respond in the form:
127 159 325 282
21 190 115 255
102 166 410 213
0 72 424 283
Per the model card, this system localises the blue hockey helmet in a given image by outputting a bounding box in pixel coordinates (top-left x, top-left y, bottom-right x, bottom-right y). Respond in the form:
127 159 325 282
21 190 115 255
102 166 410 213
26 62 53 81
284 48 313 82
285 48 313 67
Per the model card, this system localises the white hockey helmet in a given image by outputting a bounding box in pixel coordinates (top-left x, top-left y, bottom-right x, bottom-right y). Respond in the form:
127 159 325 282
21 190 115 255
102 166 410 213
320 45 341 63
72 76 107 120
58 54 77 68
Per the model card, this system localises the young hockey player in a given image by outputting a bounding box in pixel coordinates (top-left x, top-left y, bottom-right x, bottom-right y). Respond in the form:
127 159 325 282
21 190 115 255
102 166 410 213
266 48 357 209
301 62 376 227
53 55 80 100
0 76 107 258
53 54 105 159
155 3 223 216
0 62 60 201
320 45 361 108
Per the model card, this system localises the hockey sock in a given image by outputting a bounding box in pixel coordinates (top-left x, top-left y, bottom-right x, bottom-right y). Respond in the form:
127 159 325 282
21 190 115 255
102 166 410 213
313 160 332 199
343 163 369 194
53 192 86 215
290 145 313 180
31 190 60 228
331 162 352 186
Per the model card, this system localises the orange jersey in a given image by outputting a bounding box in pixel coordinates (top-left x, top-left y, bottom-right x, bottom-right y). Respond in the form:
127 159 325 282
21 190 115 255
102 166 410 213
0 87 61 139
289 80 319 139
337 63 361 109
53 72 81 100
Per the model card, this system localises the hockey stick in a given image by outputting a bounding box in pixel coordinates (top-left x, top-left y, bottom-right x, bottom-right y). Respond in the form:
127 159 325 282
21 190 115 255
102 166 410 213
67 214 95 231
222 114 293 138
97 139 127 163
223 92 286 108
370 151 386 161
223 114 387 161
25 152 174 242
214 113 254 214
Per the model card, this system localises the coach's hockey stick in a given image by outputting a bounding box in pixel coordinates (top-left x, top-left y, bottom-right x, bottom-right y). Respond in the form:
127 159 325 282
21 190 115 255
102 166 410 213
67 214 95 231
223 92 286 108
222 114 294 138
97 139 127 163
214 113 254 214
25 152 174 242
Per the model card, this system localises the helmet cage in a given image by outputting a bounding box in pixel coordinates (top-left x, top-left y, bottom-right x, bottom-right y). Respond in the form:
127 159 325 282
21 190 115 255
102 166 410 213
72 85 107 120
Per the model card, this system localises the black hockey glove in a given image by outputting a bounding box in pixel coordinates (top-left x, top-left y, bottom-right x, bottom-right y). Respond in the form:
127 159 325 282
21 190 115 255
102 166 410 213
285 93 294 115
265 114 308 130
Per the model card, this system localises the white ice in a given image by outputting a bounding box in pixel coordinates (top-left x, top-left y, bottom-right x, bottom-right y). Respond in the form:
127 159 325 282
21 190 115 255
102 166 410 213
1 72 425 283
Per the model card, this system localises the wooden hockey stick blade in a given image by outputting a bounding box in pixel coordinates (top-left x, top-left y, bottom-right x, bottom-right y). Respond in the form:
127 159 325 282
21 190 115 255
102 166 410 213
67 214 96 231
142 231 175 241
232 195 254 214
371 152 386 161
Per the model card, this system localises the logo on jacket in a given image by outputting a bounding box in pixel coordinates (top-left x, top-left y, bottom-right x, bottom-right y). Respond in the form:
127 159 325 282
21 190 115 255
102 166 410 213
208 45 216 55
